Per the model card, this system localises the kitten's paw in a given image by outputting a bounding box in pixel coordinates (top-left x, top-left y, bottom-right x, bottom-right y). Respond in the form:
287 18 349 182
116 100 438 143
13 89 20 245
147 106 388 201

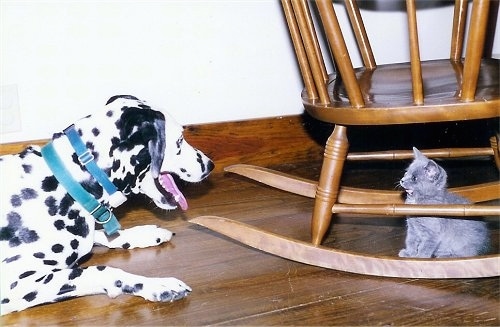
398 249 410 257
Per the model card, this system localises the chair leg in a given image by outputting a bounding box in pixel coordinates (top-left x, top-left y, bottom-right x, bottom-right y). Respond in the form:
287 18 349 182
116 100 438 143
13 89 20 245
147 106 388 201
312 125 349 246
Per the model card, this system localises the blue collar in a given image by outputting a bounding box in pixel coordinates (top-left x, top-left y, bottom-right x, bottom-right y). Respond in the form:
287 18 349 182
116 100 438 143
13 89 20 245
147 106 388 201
41 142 121 236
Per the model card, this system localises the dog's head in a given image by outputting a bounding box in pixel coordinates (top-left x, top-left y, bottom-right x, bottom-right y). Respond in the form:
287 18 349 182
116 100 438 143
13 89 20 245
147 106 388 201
104 95 214 210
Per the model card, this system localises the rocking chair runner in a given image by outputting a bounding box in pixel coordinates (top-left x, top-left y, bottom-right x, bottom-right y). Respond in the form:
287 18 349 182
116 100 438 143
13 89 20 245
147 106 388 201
191 0 500 278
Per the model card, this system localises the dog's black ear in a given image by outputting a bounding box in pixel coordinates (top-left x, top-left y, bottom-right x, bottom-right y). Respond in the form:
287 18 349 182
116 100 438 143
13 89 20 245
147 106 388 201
115 107 166 178
148 118 166 178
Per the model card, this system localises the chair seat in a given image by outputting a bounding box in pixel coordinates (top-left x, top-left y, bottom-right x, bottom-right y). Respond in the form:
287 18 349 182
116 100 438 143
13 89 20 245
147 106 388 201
304 58 500 125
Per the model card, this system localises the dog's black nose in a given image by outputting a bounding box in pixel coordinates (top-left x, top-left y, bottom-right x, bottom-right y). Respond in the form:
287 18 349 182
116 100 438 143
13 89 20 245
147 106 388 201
207 160 215 173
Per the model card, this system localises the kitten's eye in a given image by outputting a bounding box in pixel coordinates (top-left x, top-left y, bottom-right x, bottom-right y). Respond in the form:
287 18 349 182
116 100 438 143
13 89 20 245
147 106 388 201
411 175 417 182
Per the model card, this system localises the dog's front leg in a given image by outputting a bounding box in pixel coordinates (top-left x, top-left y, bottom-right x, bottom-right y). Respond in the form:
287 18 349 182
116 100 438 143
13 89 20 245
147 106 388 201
93 225 173 249
1 266 190 315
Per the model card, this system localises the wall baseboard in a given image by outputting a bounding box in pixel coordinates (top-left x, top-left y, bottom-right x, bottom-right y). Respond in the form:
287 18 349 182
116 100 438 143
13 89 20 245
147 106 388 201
0 115 330 173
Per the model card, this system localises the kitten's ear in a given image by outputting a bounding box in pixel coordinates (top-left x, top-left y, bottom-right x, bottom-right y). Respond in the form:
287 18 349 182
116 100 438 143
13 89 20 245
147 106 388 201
424 160 440 180
412 147 425 160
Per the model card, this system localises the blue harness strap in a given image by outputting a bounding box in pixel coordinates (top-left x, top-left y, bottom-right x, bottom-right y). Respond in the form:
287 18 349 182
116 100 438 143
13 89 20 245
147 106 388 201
64 125 127 208
64 125 118 195
41 142 121 236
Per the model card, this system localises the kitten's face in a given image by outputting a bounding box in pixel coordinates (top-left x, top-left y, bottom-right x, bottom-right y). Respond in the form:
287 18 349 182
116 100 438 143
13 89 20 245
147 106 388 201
400 148 447 199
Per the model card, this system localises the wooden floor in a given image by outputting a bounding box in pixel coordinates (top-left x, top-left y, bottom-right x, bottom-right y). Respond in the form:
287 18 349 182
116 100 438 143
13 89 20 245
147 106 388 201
1 116 499 326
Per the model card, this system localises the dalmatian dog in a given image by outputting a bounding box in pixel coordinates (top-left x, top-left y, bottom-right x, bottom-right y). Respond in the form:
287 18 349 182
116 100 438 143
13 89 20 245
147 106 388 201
0 95 214 315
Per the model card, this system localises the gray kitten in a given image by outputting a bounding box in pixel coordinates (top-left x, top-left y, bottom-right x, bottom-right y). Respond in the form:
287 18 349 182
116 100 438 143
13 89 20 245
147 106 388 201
398 147 489 258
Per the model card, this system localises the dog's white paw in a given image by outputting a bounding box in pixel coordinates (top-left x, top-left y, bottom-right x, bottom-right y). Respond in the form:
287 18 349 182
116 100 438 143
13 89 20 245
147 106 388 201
94 225 173 249
138 277 191 302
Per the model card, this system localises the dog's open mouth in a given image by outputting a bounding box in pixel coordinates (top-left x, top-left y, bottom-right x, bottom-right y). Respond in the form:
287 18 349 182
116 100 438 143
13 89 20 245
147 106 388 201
158 172 188 210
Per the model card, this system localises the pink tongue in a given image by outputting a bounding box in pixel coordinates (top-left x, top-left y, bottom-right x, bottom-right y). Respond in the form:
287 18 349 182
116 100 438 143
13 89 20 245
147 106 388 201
159 173 188 210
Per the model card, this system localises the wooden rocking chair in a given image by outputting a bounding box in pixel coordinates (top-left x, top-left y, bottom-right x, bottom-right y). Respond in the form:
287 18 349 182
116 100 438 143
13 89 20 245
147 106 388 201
191 0 500 278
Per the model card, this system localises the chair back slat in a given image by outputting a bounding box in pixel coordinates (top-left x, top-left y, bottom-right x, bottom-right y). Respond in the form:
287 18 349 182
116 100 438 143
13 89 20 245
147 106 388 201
344 0 376 69
406 0 424 105
283 0 330 104
292 0 331 103
282 0 319 101
461 0 490 101
299 0 329 83
316 0 365 107
450 0 468 61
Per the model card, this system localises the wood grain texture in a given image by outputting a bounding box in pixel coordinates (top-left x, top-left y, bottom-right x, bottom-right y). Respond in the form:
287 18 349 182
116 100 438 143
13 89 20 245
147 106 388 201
183 115 327 173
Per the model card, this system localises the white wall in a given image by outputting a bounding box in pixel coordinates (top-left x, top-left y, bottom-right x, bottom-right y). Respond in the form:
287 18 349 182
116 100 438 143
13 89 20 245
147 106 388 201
1 1 498 143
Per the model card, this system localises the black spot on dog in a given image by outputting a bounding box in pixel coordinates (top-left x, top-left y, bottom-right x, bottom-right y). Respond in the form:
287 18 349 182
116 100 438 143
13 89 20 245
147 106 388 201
57 284 76 295
1 298 10 304
115 280 122 288
22 164 32 174
19 271 36 279
1 211 39 246
10 281 18 289
97 266 106 271
23 292 37 302
92 128 100 137
110 136 120 148
54 220 65 230
65 252 79 266
19 228 39 244
111 159 121 172
21 188 38 200
66 215 89 238
18 148 30 159
122 284 136 294
81 180 103 200
42 176 59 192
7 189 37 209
3 255 21 263
0 212 20 242
106 110 114 117
52 132 64 139
52 244 64 253
156 238 161 244
43 274 54 284
7 237 21 247
67 209 80 220
197 152 206 172
58 194 75 216
70 239 79 249
10 195 22 207
43 260 58 266
45 196 58 216
69 268 83 280
122 242 130 249
33 252 45 259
